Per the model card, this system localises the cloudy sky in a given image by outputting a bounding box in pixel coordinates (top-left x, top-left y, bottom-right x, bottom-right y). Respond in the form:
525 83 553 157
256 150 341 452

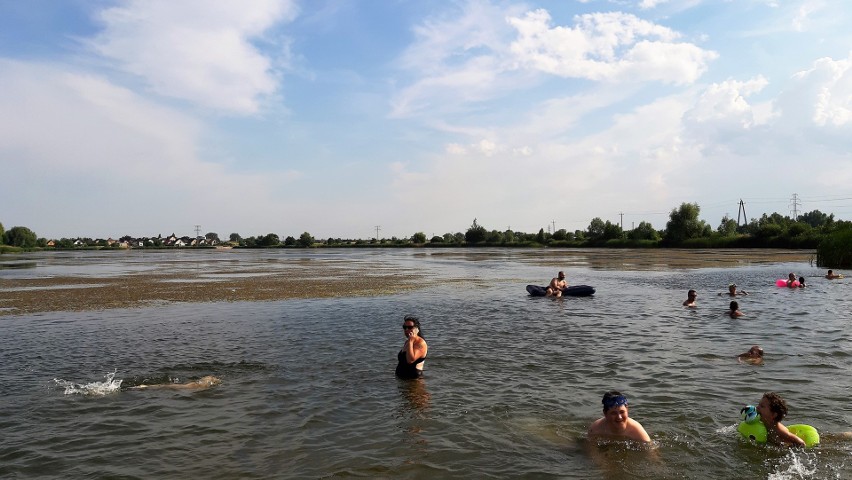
1 0 851 240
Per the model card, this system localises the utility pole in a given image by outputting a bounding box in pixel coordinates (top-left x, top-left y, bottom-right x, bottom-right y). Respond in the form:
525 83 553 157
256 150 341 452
619 212 624 230
551 220 556 233
194 224 201 238
374 225 381 241
736 199 747 226
789 193 801 220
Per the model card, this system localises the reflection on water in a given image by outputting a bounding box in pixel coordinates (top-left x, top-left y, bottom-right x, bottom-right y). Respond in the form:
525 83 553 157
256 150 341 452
1 249 850 479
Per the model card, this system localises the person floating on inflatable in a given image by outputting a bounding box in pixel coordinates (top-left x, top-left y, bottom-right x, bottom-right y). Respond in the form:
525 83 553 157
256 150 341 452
738 392 818 447
786 273 798 288
546 271 568 297
587 391 651 443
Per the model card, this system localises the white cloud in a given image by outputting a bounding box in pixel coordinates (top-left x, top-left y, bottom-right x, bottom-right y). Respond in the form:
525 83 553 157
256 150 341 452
391 4 716 117
88 0 298 115
0 60 300 237
792 0 825 32
507 10 717 84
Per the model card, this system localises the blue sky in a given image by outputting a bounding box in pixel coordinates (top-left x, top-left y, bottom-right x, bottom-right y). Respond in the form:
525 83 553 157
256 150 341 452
2 0 851 240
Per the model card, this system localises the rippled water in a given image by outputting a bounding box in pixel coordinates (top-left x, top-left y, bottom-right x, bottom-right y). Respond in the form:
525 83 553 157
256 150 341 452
1 249 851 479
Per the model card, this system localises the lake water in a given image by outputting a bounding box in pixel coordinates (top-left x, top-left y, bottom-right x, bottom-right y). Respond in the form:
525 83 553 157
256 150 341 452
1 249 850 479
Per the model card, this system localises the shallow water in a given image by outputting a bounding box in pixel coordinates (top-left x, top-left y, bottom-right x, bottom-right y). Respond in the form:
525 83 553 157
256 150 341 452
1 248 850 479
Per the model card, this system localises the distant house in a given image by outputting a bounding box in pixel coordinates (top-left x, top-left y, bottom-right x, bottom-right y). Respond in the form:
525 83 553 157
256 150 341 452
106 238 117 246
73 239 84 247
46 240 56 247
174 238 187 247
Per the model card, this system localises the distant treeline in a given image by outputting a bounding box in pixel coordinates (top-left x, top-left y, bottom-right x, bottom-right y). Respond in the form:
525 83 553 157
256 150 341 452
2 203 851 267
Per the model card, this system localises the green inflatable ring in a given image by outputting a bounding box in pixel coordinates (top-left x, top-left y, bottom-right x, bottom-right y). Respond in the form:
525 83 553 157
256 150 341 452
737 421 819 447
787 424 820 447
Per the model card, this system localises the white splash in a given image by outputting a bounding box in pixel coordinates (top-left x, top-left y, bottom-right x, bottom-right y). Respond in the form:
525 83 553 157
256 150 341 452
54 369 123 396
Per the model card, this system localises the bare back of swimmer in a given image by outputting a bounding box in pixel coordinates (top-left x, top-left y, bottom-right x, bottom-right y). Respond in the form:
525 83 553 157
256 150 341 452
129 375 222 391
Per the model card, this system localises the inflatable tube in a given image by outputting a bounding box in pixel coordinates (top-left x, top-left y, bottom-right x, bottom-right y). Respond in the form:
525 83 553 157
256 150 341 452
776 279 787 287
738 420 768 443
526 285 596 297
737 420 819 447
787 424 820 447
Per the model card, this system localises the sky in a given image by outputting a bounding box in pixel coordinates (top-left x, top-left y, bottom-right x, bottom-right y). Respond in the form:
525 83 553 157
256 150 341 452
1 0 852 240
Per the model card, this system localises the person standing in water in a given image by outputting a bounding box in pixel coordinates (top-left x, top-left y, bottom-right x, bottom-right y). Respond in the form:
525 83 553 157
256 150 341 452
588 391 651 443
729 301 744 318
719 284 748 296
738 345 764 365
396 315 428 379
683 289 697 307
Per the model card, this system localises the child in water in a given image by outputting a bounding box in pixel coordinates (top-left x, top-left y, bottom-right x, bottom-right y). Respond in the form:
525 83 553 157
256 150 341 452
757 392 806 446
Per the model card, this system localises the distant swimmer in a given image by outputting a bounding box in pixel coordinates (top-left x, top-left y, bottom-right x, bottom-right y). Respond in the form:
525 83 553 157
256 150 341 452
738 345 764 365
729 301 744 318
683 289 697 307
719 283 748 296
798 276 806 288
129 375 222 391
826 270 843 279
546 271 568 297
588 391 651 443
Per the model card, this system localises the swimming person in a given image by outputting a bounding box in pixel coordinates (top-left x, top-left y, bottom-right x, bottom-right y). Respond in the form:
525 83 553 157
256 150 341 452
683 289 697 307
786 273 797 287
588 391 651 443
826 270 842 279
396 315 427 379
738 345 764 365
128 375 222 391
719 284 748 296
546 271 568 297
729 301 744 318
757 392 806 446
798 276 806 288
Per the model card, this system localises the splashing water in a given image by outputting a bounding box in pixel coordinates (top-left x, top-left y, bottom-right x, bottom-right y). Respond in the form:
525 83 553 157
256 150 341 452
54 369 122 396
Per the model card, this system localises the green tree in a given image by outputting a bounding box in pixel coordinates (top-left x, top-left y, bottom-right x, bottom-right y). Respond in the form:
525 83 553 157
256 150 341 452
0 222 5 244
429 235 443 243
799 210 834 229
587 217 605 240
465 219 487 244
602 221 623 240
717 215 738 236
629 221 660 241
503 229 516 244
229 232 242 243
298 232 314 247
536 228 547 244
664 203 708 244
486 230 503 244
258 233 280 246
205 232 220 243
552 229 568 241
411 232 427 244
5 226 38 248
284 236 296 246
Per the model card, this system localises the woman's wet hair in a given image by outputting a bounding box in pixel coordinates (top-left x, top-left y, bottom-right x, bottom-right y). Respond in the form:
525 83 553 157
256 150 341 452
730 301 739 311
404 315 424 338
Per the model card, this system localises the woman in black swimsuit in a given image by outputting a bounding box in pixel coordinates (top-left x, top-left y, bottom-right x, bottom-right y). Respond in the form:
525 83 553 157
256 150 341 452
396 315 428 379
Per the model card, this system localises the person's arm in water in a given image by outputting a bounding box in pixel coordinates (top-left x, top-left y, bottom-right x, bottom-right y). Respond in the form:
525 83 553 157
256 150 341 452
772 422 807 446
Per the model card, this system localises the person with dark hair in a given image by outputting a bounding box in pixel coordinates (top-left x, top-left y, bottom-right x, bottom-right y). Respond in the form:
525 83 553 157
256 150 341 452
798 276 806 288
757 392 806 446
396 315 428 379
545 271 567 297
738 345 764 365
729 301 744 318
587 391 651 442
826 269 843 279
683 289 697 307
